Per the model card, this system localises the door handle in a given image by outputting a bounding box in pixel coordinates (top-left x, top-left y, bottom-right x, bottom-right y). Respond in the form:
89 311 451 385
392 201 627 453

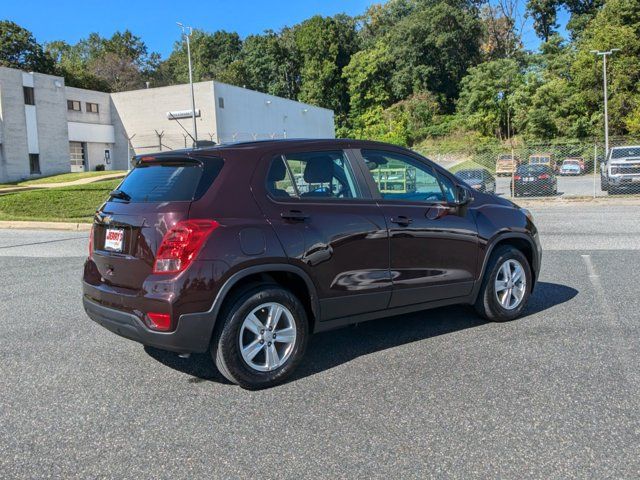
390 215 412 226
281 210 309 221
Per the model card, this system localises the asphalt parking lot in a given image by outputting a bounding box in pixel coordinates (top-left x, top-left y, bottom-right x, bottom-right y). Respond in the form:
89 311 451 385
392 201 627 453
1 202 639 478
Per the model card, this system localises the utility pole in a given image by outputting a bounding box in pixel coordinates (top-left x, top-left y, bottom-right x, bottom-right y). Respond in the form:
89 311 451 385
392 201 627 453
591 49 619 156
177 22 198 146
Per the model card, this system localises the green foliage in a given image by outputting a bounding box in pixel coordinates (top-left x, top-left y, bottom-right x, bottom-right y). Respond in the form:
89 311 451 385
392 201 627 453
0 21 54 73
44 30 157 91
386 1 484 110
527 0 559 42
2 0 638 150
164 30 242 84
234 31 299 99
343 41 394 118
457 59 523 138
292 15 359 117
351 106 409 146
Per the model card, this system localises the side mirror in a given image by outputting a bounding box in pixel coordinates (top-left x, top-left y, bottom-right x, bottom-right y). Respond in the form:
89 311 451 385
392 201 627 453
454 185 472 206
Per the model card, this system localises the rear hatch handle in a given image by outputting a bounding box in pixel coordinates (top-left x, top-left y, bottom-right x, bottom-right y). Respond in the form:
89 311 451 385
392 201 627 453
281 210 309 222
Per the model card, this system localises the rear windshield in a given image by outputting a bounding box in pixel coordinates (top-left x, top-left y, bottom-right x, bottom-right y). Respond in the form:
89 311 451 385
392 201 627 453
114 158 223 202
530 157 550 164
517 165 549 174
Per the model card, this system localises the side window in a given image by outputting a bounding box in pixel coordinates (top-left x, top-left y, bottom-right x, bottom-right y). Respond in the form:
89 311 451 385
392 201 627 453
437 172 457 203
266 150 362 200
361 149 446 203
266 156 297 198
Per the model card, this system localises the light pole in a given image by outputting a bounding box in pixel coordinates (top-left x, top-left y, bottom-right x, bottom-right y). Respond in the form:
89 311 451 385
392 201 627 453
591 49 619 156
177 22 198 146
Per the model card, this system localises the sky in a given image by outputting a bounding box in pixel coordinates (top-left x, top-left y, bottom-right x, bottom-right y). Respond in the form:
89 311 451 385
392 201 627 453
4 0 568 58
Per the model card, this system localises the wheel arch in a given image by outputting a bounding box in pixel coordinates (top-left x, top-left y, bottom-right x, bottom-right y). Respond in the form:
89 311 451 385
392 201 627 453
472 232 539 302
198 264 320 339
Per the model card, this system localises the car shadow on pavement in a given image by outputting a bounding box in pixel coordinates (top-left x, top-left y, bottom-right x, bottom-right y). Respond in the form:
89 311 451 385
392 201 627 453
144 281 577 385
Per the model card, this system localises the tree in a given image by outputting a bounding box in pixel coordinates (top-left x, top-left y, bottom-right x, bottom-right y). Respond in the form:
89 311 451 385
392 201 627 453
163 30 242 84
563 0 605 38
46 40 109 90
358 0 417 48
457 59 524 138
527 0 559 42
480 0 524 59
570 0 640 137
387 1 483 111
343 41 395 120
292 15 359 118
45 30 157 91
0 21 54 73
235 31 300 99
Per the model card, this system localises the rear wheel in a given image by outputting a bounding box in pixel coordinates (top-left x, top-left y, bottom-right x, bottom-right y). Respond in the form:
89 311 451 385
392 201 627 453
474 246 532 322
211 285 309 389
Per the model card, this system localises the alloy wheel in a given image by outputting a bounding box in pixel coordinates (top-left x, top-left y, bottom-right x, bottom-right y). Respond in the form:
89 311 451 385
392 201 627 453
494 259 526 310
238 302 297 372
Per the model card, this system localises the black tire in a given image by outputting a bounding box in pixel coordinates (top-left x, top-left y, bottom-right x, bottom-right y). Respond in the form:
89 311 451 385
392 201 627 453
211 285 309 390
474 246 532 322
601 176 609 192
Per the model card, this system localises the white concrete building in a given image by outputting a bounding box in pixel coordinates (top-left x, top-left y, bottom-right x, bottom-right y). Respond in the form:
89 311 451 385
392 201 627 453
0 66 335 182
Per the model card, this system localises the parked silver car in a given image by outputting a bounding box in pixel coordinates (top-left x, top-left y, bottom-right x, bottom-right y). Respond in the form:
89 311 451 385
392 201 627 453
601 146 640 194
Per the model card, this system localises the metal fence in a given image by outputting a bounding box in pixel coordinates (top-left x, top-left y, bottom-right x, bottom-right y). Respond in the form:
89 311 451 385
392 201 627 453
127 132 288 154
124 131 640 199
421 137 640 199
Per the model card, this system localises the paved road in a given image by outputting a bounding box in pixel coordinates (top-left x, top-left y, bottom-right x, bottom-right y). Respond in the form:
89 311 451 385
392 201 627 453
1 204 639 478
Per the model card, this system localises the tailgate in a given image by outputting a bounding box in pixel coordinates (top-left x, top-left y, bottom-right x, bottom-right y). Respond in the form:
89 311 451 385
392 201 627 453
92 201 191 290
89 155 224 291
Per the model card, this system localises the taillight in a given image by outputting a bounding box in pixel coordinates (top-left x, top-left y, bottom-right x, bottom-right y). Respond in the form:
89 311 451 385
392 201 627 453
514 175 521 180
539 173 550 179
88 224 95 259
146 312 171 331
153 219 219 274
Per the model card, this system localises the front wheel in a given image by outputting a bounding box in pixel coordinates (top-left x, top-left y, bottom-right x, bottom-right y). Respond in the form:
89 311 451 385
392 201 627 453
474 246 532 322
211 285 309 389
601 176 609 192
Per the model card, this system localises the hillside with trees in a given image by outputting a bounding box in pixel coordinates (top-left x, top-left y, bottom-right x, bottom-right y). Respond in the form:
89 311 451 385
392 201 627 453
1 0 638 150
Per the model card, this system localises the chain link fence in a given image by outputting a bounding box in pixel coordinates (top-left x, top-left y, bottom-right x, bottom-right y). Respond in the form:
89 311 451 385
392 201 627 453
127 132 288 154
124 131 640 199
421 137 640 199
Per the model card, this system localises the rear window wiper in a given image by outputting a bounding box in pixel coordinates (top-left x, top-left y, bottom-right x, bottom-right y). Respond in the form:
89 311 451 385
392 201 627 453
109 189 132 202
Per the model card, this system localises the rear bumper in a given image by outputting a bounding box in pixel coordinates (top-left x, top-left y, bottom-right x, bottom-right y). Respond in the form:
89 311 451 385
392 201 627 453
83 295 214 353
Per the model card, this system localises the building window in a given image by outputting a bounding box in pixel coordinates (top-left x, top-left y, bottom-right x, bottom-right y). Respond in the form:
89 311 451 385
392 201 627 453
29 154 40 174
23 87 35 105
218 97 225 109
86 102 99 113
67 100 81 111
69 142 86 169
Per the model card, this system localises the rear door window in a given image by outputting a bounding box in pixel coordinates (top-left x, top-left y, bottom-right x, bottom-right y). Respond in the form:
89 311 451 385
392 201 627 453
115 158 223 202
266 150 363 200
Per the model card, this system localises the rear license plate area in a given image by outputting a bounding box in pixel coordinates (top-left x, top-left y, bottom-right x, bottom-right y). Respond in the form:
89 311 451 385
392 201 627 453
104 228 125 252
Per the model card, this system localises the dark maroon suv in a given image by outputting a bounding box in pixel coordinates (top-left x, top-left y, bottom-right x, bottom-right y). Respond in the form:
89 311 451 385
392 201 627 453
83 139 541 389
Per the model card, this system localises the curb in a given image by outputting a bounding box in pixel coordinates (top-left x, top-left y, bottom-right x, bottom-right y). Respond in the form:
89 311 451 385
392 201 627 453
0 221 91 231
